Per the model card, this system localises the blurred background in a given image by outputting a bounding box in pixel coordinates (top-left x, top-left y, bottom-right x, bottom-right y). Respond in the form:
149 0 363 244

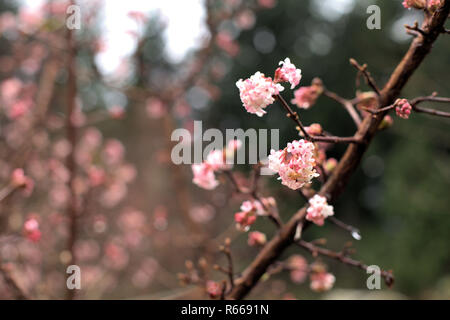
0 0 449 299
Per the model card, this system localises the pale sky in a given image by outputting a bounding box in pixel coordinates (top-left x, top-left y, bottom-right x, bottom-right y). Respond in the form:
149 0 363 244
21 0 207 75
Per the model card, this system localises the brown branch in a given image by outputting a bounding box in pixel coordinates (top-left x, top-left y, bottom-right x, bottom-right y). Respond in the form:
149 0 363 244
275 94 363 144
0 263 29 300
410 94 450 117
297 240 393 287
349 58 381 95
405 21 427 37
227 0 450 300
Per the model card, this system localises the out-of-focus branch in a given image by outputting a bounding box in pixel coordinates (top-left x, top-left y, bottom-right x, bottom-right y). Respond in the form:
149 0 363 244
410 94 450 117
323 89 362 127
0 263 29 300
297 240 394 287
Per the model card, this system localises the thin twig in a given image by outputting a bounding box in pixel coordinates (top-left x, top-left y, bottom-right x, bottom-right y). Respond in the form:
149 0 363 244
297 240 394 287
276 94 362 144
349 58 381 96
323 89 362 127
0 263 29 300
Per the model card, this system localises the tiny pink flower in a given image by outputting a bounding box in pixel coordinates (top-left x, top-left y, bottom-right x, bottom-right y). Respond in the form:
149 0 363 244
288 255 308 284
304 123 323 136
206 281 221 299
234 210 257 231
236 72 284 117
291 78 323 109
109 105 125 119
310 272 335 292
268 140 319 190
205 150 231 171
274 58 302 89
395 98 412 119
192 163 219 190
23 217 41 243
248 231 267 247
306 195 334 226
402 0 426 9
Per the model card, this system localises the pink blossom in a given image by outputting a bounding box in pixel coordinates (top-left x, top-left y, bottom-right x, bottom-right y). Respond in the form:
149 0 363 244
291 78 323 110
310 272 335 292
10 168 34 195
205 150 231 171
240 200 266 216
234 9 256 30
236 72 284 117
288 255 308 284
215 31 240 57
248 231 267 246
1 78 22 103
394 98 412 119
304 123 323 136
206 281 221 299
103 139 125 165
274 58 302 89
258 0 277 8
8 99 33 119
88 166 106 187
268 140 319 190
23 217 41 243
428 0 443 11
192 163 219 190
234 210 257 231
306 195 334 226
146 97 166 119
109 105 125 119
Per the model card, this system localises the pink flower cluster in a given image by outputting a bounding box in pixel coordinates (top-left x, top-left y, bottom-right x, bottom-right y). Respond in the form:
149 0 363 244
394 98 412 119
306 195 334 226
291 79 323 109
268 140 319 190
403 0 442 11
192 140 242 190
274 58 302 89
236 58 302 117
234 199 266 231
236 72 284 117
310 271 335 292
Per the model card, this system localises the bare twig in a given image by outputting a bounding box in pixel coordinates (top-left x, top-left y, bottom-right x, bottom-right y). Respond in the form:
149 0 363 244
323 89 362 127
276 94 363 144
405 21 427 37
349 58 381 96
297 240 393 287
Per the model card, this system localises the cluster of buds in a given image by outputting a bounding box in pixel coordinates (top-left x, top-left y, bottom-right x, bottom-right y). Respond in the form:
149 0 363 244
394 98 412 119
247 231 267 247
